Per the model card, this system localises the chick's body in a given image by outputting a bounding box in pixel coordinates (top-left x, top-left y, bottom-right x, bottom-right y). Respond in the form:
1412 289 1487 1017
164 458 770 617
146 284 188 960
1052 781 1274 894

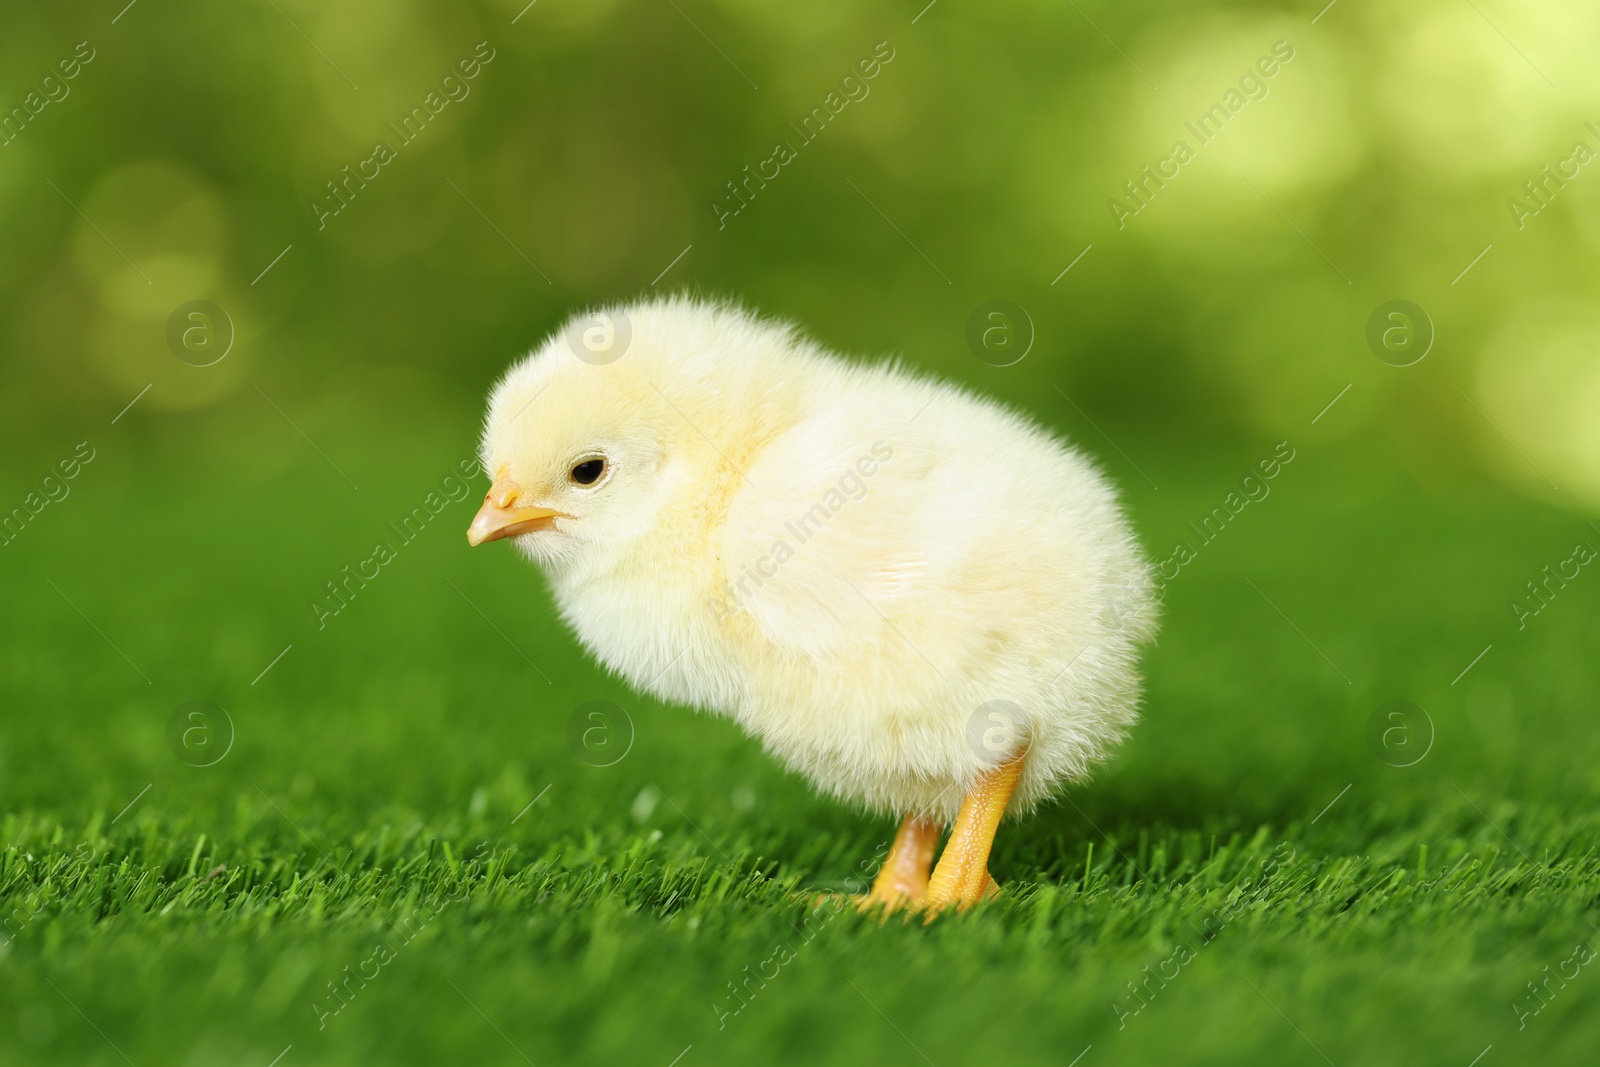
479 299 1156 826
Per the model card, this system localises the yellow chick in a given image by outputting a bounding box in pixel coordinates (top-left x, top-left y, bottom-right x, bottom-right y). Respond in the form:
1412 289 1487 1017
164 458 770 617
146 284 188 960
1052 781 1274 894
469 297 1157 912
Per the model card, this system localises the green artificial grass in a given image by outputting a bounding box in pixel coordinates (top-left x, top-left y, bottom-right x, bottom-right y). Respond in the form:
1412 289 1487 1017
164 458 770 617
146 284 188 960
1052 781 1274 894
3 410 1598 1066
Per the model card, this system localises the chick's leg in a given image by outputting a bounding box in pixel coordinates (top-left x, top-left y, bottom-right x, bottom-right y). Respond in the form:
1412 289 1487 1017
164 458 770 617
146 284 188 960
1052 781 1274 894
922 753 1025 914
860 813 941 911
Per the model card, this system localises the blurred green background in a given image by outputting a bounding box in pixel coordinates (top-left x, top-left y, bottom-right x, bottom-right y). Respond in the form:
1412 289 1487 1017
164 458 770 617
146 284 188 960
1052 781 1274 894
3 1 1599 1065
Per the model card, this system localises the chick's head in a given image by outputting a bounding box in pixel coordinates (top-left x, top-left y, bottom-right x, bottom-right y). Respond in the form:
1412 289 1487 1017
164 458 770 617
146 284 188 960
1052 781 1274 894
470 338 673 571
472 298 803 573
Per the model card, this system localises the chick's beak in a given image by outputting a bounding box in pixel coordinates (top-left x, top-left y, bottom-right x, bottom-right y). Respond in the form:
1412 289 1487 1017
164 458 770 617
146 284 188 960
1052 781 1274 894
467 474 563 546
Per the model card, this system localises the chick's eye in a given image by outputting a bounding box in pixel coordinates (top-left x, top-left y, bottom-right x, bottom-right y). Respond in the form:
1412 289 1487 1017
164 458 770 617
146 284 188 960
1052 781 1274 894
569 458 607 485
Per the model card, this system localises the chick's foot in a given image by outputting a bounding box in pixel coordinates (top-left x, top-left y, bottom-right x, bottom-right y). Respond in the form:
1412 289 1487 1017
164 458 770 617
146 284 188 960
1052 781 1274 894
921 754 1025 919
857 813 942 914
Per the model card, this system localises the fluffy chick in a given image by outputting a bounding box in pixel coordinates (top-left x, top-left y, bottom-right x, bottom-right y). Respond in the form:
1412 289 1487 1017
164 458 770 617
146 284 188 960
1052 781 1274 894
470 297 1157 911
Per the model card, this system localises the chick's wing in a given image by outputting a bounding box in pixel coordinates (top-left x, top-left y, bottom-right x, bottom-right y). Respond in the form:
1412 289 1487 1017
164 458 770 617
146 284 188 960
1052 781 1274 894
720 391 989 664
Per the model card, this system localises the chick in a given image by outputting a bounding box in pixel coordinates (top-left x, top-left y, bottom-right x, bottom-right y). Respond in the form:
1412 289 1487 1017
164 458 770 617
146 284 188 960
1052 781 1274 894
469 298 1157 912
